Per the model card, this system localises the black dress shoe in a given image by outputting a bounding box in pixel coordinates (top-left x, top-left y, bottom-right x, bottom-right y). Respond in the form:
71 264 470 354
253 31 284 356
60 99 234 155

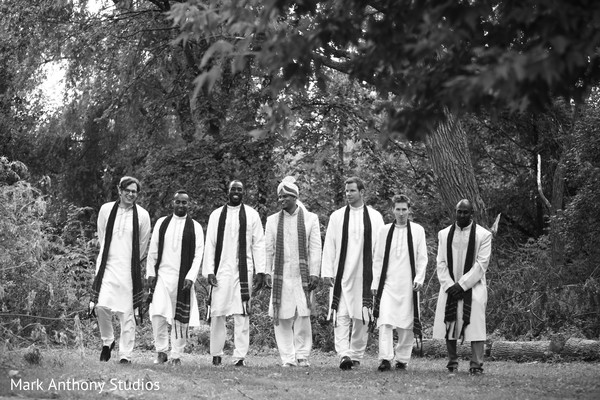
469 367 484 375
339 356 353 370
234 359 246 367
170 358 181 365
212 356 222 366
100 341 115 362
119 359 131 364
447 366 458 374
395 361 407 370
377 360 391 372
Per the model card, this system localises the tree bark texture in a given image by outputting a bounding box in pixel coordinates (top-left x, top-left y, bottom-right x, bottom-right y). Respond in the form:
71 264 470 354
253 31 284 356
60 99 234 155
425 112 488 225
413 338 600 361
550 156 566 266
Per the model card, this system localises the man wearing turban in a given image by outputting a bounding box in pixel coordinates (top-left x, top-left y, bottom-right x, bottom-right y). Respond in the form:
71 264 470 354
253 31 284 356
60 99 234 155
264 177 321 367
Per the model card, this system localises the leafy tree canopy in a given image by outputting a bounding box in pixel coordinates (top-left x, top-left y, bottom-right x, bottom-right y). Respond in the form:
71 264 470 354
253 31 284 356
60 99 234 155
170 0 600 139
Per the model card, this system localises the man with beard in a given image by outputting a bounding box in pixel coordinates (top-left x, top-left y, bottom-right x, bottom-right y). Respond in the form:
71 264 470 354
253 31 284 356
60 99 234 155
203 180 266 366
264 177 321 367
371 194 428 372
90 176 151 364
432 199 493 375
322 176 384 370
146 190 204 365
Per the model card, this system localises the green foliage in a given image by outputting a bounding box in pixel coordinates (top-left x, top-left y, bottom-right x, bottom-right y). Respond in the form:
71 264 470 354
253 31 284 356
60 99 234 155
170 0 600 139
0 158 97 347
2 0 600 350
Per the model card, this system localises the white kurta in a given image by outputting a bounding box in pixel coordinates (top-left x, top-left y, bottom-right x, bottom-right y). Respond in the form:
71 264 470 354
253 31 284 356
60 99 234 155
265 207 322 319
321 205 384 319
146 215 204 327
202 204 266 316
371 222 428 328
432 222 492 341
95 201 151 313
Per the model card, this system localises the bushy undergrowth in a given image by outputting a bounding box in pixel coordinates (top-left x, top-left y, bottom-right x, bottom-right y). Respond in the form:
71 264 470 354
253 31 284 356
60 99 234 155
2 174 599 355
486 234 600 340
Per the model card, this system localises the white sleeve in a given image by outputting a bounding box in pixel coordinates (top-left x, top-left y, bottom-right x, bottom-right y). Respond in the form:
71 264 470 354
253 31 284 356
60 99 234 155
414 225 428 285
146 218 162 278
185 220 204 282
250 209 266 274
459 229 492 290
308 213 322 277
202 211 219 278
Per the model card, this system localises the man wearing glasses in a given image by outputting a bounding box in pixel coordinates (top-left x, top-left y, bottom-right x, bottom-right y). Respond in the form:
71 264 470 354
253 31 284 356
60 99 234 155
90 176 151 364
146 190 204 365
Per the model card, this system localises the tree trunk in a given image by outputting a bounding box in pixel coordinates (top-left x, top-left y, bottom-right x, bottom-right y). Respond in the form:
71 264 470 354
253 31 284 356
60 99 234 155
335 127 345 207
424 112 488 225
550 156 565 266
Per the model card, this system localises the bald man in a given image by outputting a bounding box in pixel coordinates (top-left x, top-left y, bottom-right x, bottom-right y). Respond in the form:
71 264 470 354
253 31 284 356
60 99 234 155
203 181 266 367
432 200 492 375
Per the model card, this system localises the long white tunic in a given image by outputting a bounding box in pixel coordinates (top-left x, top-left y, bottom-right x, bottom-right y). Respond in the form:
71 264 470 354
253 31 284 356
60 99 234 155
371 222 428 328
95 202 151 313
321 205 384 319
146 215 204 326
202 204 266 316
265 207 322 319
432 222 492 341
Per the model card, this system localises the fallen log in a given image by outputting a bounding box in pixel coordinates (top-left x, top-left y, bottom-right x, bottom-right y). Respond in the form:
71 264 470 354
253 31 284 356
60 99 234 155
489 340 552 361
413 337 600 361
561 338 600 360
416 338 479 358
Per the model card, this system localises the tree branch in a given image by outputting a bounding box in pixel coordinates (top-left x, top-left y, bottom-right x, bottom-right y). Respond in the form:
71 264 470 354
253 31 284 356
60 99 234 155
537 154 553 212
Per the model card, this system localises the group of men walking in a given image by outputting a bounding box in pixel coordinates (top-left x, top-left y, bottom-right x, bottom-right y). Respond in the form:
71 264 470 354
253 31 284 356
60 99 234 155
90 175 492 374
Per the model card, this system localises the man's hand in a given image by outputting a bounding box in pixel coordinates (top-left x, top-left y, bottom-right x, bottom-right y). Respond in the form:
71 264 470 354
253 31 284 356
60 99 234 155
371 289 378 297
208 274 218 287
182 279 193 292
446 282 464 297
147 276 156 289
308 275 319 291
254 273 265 291
323 277 335 287
265 274 272 289
413 282 423 292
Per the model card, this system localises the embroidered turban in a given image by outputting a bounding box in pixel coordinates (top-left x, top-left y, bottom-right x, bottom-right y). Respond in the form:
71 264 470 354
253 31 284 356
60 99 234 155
277 177 299 198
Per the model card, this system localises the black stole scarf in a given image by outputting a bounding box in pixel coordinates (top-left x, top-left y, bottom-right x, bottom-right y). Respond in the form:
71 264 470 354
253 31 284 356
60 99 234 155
212 204 249 314
373 222 423 353
153 215 196 339
91 201 143 321
331 205 373 324
272 207 310 324
444 222 477 342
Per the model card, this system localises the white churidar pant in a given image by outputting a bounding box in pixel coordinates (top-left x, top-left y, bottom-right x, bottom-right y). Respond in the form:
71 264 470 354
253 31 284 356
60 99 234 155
96 306 136 360
378 325 414 364
273 313 312 365
210 315 249 361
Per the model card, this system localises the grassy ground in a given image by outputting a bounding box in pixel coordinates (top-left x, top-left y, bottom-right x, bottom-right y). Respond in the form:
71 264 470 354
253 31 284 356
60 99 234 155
1 349 600 400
